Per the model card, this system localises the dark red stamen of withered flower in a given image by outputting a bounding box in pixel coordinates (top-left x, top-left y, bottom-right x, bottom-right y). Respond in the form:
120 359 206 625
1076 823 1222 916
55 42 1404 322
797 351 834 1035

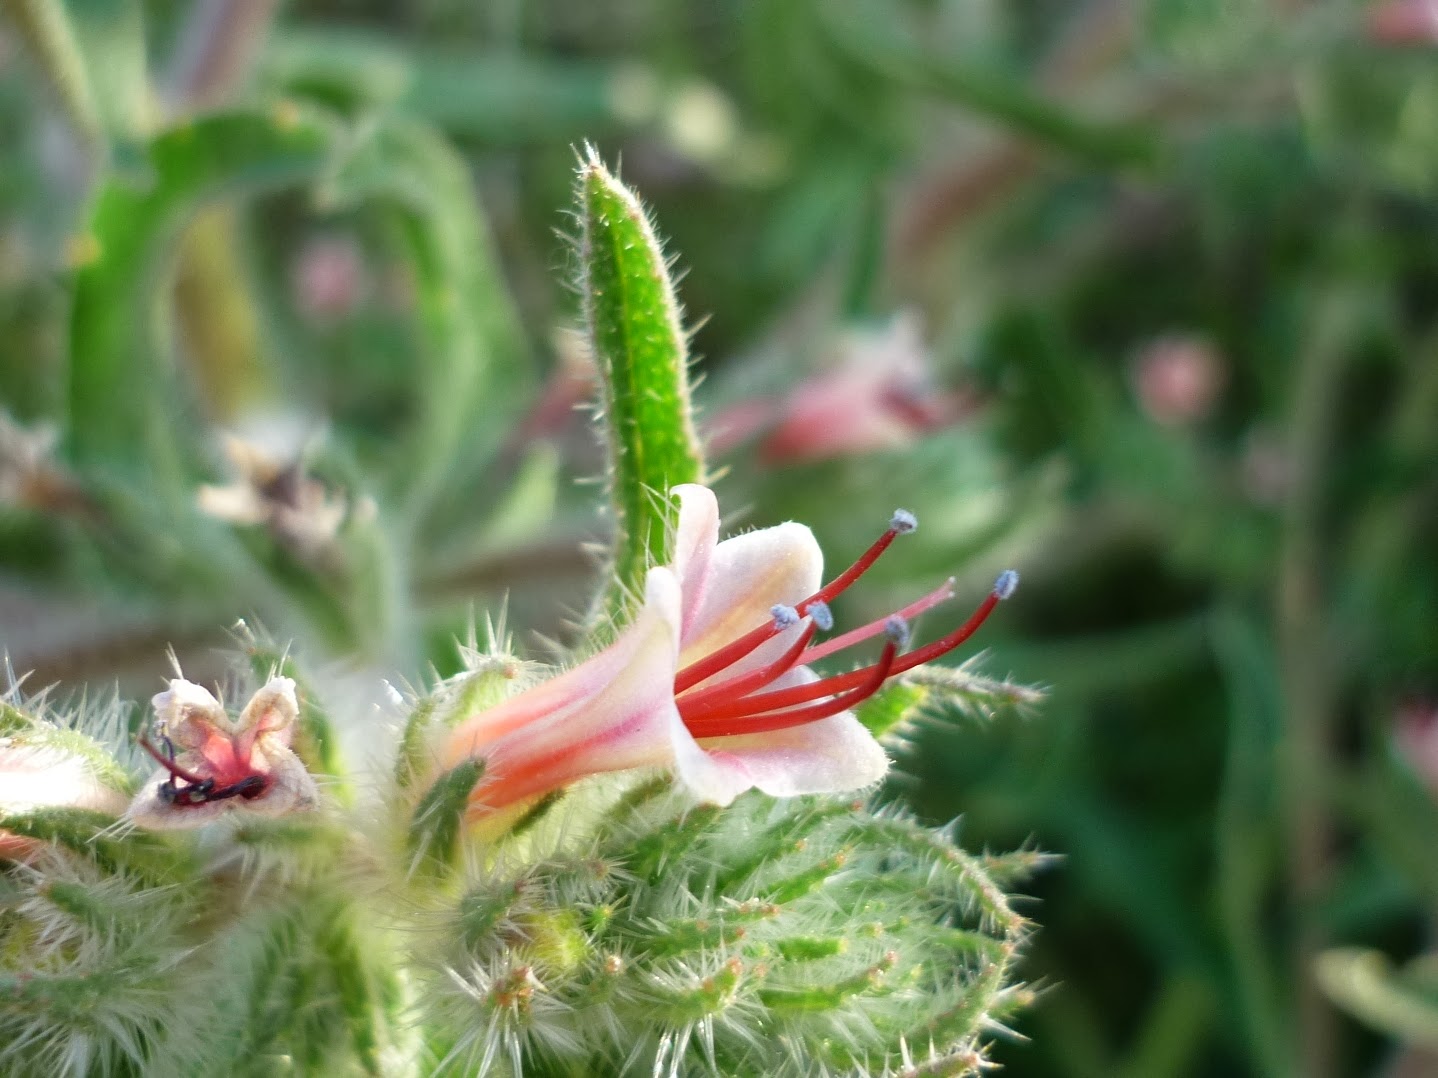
672 509 1017 740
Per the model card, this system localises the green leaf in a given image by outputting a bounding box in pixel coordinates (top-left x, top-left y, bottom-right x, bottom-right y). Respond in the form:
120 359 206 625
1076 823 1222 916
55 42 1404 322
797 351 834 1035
263 29 628 144
577 150 705 615
821 0 1158 169
67 106 337 486
64 0 151 151
319 115 530 530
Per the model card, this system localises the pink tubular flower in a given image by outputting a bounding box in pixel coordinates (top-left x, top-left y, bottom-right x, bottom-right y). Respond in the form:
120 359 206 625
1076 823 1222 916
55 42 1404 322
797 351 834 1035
1 732 129 861
442 485 1017 817
1367 0 1438 45
758 314 966 465
127 677 320 829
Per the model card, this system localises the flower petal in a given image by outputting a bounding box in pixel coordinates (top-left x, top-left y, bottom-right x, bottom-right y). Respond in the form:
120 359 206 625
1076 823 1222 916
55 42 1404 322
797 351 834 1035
244 742 321 817
443 570 682 766
153 679 231 743
235 676 299 758
457 568 686 811
668 484 719 640
678 521 823 678
672 666 889 804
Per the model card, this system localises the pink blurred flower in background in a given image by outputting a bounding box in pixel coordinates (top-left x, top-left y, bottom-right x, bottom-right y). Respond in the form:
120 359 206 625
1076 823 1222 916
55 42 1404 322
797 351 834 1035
1366 0 1438 45
1395 699 1438 796
511 327 599 447
292 234 368 323
1129 334 1226 428
708 312 968 464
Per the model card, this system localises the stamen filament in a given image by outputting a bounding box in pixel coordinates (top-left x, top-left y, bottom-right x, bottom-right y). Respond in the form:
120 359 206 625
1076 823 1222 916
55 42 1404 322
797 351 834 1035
798 578 955 665
138 734 210 787
683 641 899 739
673 524 906 693
675 622 817 713
680 588 1003 728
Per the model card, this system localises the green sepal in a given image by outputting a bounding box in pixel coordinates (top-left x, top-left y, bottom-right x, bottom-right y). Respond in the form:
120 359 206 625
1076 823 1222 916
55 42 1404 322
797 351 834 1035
856 679 932 740
405 758 484 878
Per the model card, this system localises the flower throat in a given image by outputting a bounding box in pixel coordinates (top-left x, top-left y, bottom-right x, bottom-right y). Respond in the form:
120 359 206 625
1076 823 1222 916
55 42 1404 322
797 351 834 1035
674 511 1018 739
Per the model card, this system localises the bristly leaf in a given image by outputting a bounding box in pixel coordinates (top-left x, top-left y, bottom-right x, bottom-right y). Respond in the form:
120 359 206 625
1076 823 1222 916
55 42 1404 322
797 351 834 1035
576 149 704 619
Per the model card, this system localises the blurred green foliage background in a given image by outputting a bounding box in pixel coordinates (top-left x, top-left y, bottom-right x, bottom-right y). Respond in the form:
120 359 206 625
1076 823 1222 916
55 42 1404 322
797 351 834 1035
1 1 1437 1075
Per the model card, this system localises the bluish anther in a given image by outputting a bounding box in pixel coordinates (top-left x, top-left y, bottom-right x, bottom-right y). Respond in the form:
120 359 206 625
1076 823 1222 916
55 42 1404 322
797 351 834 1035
992 570 1020 601
808 601 834 632
770 604 800 630
884 616 911 648
889 509 918 534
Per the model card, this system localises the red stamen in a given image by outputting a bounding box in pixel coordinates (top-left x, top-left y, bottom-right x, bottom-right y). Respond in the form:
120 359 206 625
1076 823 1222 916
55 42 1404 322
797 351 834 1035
798 578 955 665
680 589 1001 729
673 525 904 693
675 622 817 713
683 641 898 739
138 734 211 787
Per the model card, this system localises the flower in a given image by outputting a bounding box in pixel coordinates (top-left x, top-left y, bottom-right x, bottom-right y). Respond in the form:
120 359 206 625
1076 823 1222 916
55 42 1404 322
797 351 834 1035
126 677 320 829
706 313 967 464
441 485 1016 817
0 743 128 816
1395 698 1438 797
1129 334 1225 428
198 431 352 561
1367 0 1438 46
0 732 129 860
765 314 967 464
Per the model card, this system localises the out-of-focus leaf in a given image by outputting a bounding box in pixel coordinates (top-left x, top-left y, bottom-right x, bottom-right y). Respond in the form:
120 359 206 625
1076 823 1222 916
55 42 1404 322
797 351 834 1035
264 29 627 143
577 151 705 616
319 115 530 529
1317 948 1438 1049
64 0 150 151
820 0 1158 168
67 106 337 487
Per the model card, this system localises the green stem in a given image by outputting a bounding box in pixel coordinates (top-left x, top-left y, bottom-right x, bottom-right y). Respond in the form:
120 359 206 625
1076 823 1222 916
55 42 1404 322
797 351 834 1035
1276 287 1364 1078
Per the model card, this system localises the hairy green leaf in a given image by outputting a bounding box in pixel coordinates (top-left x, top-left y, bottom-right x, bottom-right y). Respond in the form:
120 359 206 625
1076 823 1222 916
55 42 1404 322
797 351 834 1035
577 151 704 615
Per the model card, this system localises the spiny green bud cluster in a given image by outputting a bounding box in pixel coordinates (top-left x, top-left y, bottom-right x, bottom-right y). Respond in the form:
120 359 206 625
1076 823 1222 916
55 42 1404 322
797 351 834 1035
0 680 397 1078
2 640 1040 1077
416 780 1037 1077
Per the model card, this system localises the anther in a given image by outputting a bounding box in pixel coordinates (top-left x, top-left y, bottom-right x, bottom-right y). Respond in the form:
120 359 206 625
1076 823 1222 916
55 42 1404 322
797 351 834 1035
884 616 911 648
889 509 918 534
770 605 800 630
992 570 1020 601
808 601 834 632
